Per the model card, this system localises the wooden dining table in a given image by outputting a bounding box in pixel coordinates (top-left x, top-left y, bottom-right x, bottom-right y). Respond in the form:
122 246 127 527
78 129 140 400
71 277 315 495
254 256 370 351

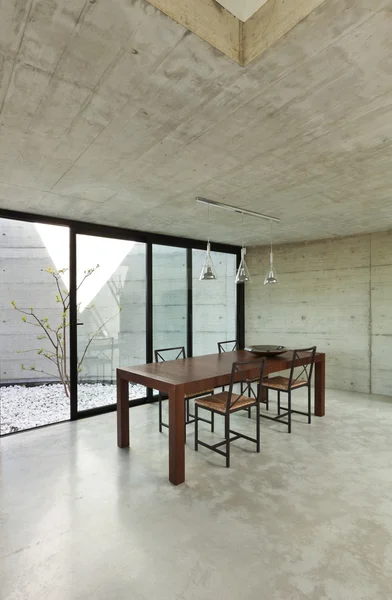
117 350 325 485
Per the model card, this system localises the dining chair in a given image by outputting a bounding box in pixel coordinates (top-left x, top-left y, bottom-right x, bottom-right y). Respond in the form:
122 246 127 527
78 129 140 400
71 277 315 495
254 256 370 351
154 346 214 437
260 346 317 433
217 340 240 393
194 358 266 468
217 340 239 353
217 339 267 415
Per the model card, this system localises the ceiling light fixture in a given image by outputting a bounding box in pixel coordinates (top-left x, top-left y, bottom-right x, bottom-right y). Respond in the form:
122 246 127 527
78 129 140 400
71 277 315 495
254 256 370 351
264 220 279 285
196 197 281 284
199 203 217 281
235 213 251 284
196 197 280 223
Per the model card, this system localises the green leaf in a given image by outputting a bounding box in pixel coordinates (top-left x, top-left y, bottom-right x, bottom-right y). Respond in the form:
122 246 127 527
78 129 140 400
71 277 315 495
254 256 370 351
11 300 16 308
56 294 61 303
21 316 27 322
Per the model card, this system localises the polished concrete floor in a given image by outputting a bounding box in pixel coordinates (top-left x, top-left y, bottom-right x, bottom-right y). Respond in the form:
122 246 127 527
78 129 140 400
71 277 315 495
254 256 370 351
1 389 392 600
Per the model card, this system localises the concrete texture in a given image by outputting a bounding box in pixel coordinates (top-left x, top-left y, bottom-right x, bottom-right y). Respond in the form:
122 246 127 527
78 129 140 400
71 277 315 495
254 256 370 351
1 1 392 245
246 230 392 396
1 389 392 599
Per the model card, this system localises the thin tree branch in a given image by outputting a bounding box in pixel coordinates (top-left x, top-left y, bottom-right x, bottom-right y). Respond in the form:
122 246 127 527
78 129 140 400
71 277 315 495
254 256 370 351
77 309 120 370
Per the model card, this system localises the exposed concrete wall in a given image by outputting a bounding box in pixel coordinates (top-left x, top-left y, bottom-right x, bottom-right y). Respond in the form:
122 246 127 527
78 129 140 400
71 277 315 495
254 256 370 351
245 231 392 396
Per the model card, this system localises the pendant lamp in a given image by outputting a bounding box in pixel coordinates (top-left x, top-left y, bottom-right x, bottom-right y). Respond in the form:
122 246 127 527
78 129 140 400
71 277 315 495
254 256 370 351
264 222 279 285
199 202 217 281
195 197 281 285
236 247 252 284
199 241 217 280
235 213 251 284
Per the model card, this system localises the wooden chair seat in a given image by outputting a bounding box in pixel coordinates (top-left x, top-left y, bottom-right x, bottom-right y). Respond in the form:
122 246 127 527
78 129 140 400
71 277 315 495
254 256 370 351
185 388 214 400
263 376 307 391
195 392 255 415
195 358 266 468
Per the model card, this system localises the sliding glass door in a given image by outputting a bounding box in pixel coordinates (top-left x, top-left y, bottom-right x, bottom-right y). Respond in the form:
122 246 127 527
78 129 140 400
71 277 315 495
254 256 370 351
152 245 188 353
192 249 237 356
75 234 146 412
0 208 241 436
0 218 70 434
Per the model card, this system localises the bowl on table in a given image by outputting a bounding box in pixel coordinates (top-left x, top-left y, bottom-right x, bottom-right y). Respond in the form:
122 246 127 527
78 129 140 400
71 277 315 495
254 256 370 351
244 345 288 357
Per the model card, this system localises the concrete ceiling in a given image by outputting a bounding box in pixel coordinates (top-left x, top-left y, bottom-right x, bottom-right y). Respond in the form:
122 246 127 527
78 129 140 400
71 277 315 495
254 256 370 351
1 0 392 247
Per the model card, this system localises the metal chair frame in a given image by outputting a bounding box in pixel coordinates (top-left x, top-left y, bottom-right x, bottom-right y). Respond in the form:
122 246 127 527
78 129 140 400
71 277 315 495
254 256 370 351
217 339 254 418
217 340 239 354
217 340 268 415
195 358 266 468
154 346 214 438
260 346 317 433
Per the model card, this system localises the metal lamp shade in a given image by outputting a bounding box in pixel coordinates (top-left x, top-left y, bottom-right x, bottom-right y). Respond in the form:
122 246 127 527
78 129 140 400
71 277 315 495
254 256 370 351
235 248 251 284
199 242 217 280
264 269 279 284
264 251 279 284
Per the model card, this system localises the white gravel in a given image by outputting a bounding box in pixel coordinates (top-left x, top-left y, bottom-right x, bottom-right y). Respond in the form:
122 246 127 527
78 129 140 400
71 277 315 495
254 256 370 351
0 382 146 435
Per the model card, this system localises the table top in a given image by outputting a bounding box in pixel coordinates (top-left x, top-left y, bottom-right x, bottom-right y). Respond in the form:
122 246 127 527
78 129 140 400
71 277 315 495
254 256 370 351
117 350 325 393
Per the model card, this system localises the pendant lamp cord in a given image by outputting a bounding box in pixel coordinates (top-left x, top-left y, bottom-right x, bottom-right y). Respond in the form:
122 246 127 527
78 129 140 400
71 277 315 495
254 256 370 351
207 203 210 245
242 212 244 252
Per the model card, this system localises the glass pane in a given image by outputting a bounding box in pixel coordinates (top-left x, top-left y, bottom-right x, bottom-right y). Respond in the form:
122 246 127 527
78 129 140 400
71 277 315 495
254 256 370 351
76 235 146 410
0 219 70 434
192 250 237 356
153 245 187 354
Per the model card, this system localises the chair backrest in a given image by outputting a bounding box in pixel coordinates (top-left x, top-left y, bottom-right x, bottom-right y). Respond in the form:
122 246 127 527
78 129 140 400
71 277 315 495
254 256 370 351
226 358 266 413
288 346 317 387
218 340 239 353
154 346 186 363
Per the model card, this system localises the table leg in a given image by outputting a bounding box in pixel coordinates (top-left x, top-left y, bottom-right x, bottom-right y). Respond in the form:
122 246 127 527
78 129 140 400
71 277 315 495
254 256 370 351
314 356 325 417
117 372 129 447
168 384 185 485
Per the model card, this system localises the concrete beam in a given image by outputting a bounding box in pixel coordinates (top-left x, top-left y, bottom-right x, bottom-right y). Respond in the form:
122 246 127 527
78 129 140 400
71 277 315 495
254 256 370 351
145 0 327 66
243 0 328 65
145 0 241 64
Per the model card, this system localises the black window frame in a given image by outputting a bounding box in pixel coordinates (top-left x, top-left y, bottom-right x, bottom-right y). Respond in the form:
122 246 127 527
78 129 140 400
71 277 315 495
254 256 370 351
0 208 244 433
